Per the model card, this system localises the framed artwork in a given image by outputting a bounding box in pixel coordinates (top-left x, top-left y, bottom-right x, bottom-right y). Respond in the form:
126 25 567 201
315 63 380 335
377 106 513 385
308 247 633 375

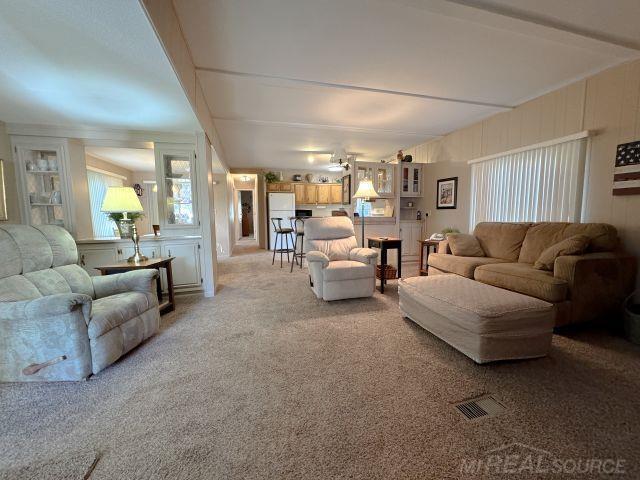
436 177 457 209
613 140 640 196
341 174 351 204
0 160 6 221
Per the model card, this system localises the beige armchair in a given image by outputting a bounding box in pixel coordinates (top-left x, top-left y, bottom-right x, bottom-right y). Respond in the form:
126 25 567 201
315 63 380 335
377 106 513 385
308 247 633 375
304 217 378 301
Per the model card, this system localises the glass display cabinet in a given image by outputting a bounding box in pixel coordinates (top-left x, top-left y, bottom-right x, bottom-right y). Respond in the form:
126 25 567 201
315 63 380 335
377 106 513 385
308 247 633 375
355 162 395 198
400 163 422 197
13 137 75 233
155 144 198 230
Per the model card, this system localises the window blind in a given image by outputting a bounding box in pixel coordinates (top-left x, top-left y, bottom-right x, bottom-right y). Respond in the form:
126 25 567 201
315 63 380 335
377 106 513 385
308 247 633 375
87 170 124 237
469 135 588 231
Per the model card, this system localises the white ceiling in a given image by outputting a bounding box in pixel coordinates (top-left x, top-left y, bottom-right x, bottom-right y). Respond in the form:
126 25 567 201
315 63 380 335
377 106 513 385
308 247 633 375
173 0 640 171
0 0 199 132
85 147 156 172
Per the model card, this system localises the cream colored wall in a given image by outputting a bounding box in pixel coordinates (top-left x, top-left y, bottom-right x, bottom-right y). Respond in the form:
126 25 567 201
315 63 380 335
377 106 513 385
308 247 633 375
0 121 20 223
85 154 133 182
407 58 640 287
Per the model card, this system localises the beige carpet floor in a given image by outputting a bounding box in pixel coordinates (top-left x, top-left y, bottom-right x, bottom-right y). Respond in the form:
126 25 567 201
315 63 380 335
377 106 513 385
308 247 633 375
1 248 639 479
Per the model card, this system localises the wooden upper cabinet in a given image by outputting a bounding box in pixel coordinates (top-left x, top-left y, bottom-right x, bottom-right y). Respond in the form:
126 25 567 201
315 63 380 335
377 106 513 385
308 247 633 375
330 184 342 204
293 183 305 203
316 184 330 204
304 184 317 204
267 182 292 192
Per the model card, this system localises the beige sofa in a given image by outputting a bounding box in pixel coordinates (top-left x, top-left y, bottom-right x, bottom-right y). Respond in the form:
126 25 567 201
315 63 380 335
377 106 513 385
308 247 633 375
427 222 636 326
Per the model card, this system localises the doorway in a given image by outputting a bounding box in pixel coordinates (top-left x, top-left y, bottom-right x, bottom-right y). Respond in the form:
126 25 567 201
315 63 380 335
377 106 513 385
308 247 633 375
238 190 254 239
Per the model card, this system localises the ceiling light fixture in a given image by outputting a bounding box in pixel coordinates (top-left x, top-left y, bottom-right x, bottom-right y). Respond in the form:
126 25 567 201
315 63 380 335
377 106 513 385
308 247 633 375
240 175 251 182
330 148 351 171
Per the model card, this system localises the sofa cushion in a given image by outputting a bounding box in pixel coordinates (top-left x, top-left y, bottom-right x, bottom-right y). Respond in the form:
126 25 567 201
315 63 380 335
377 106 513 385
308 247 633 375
88 291 156 339
475 262 568 303
0 275 43 302
0 225 53 273
534 234 590 271
54 265 95 298
0 229 22 279
447 233 485 257
34 225 78 266
473 222 531 261
323 260 374 282
519 222 618 264
24 269 73 296
428 253 509 279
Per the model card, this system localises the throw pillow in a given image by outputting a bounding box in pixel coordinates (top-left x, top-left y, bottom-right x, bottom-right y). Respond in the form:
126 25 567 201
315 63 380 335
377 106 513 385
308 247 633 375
447 233 485 257
533 234 590 271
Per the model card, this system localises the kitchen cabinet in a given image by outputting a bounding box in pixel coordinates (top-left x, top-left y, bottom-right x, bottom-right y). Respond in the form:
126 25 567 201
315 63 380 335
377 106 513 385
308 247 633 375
304 184 317 204
400 221 423 259
267 182 292 192
330 184 342 204
293 183 306 203
401 164 422 197
316 184 330 204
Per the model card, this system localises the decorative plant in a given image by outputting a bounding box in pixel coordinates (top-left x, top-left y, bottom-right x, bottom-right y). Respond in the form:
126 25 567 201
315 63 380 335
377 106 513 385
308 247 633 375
106 212 145 223
264 171 278 183
441 227 460 235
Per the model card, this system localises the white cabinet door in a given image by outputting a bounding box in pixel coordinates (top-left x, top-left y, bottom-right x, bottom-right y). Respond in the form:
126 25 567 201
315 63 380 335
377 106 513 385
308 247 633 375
400 222 422 258
161 241 201 287
119 243 160 261
78 247 119 276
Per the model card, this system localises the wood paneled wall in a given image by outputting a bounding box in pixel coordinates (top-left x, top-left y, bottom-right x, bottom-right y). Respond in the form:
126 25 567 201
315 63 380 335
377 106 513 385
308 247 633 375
408 59 640 286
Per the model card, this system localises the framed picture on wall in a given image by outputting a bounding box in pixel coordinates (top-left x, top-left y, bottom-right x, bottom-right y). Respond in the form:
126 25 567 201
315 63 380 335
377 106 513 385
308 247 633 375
436 177 457 209
341 174 351 204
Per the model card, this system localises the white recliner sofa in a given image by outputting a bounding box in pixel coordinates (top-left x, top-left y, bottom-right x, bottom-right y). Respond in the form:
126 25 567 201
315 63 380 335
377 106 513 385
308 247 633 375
305 217 378 301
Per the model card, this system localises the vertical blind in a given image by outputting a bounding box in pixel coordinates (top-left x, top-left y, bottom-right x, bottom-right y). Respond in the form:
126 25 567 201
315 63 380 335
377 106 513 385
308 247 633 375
469 136 588 231
87 170 124 237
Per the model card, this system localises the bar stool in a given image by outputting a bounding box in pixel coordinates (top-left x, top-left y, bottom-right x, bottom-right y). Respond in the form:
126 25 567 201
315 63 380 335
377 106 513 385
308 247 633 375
271 217 295 268
290 217 306 272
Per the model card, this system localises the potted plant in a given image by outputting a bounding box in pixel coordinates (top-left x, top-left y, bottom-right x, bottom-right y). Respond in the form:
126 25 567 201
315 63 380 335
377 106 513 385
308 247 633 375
107 212 144 239
264 171 278 184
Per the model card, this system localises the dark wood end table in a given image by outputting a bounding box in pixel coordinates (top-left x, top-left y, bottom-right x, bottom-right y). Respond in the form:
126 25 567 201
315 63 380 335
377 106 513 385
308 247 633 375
419 240 440 276
367 237 402 294
95 257 176 314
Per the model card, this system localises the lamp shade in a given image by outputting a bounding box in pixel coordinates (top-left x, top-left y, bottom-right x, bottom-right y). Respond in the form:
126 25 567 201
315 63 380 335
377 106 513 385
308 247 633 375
353 178 379 200
101 187 144 213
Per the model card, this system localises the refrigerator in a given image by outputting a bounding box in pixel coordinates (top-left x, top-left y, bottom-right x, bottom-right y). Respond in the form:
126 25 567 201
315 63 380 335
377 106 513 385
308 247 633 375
268 192 296 251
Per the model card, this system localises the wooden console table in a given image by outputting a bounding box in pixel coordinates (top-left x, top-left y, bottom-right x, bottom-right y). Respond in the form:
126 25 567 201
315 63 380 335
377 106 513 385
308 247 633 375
95 257 175 314
419 239 441 276
367 237 402 294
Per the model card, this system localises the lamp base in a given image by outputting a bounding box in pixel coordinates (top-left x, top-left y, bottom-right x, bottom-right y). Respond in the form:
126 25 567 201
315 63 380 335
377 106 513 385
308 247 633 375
127 222 147 263
127 252 148 263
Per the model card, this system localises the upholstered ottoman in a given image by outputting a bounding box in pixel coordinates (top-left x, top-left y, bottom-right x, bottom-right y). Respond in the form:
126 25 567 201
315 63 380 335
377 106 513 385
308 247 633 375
399 274 554 363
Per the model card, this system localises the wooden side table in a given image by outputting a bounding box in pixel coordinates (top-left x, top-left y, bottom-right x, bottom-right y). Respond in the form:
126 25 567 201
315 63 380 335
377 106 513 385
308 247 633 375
419 240 440 276
367 237 402 294
95 257 175 314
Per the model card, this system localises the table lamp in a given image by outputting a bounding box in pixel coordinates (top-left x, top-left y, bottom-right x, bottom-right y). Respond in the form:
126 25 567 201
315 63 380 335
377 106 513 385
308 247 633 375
101 186 147 263
352 178 379 247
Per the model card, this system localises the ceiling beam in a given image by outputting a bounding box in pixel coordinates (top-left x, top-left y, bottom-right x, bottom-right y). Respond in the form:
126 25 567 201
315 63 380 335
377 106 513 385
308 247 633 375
196 67 514 109
212 116 444 138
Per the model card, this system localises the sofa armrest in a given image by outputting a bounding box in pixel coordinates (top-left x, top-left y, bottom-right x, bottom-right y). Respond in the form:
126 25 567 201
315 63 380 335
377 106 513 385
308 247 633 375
554 252 637 324
350 247 378 265
306 251 330 267
0 293 92 323
92 269 159 299
0 293 93 381
437 239 451 254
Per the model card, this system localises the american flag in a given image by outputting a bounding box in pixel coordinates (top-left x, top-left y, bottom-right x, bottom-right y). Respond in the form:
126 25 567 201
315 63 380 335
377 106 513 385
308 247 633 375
613 140 640 196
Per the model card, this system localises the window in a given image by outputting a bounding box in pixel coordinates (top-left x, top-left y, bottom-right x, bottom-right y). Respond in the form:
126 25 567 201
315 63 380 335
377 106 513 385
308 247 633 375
87 170 124 237
469 133 588 230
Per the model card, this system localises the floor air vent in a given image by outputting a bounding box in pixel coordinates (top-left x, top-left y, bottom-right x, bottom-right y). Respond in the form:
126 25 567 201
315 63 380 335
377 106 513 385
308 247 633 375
455 395 505 421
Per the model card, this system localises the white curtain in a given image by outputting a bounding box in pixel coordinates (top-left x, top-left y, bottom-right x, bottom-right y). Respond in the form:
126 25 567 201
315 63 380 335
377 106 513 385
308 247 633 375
87 170 124 237
469 137 587 231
